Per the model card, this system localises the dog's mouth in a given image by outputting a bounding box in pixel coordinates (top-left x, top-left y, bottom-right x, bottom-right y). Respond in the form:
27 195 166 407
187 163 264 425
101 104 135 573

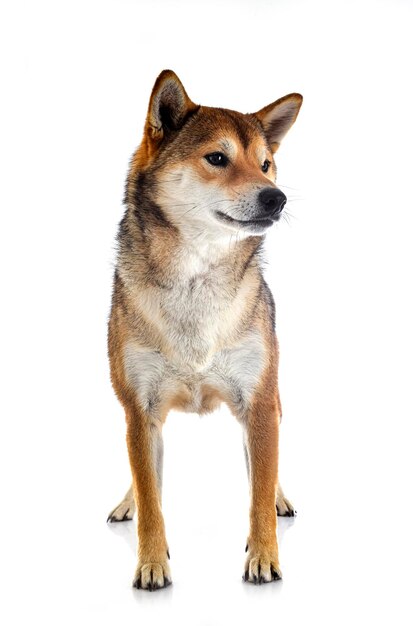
214 210 276 230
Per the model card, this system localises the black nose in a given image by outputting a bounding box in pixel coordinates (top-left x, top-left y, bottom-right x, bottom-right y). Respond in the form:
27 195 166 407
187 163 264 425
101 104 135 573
258 188 287 217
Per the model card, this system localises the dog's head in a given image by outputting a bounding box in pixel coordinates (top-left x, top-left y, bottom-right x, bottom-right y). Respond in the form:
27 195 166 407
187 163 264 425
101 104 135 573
127 70 302 240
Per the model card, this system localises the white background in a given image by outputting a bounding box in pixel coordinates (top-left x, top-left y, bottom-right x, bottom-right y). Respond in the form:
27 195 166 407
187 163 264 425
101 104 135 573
1 0 412 624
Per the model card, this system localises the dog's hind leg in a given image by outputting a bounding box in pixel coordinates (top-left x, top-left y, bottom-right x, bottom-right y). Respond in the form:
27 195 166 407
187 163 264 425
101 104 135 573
107 484 135 522
276 482 296 517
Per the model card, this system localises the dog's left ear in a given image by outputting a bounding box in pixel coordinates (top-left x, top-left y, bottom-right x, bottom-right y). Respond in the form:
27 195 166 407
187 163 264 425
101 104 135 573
254 93 303 153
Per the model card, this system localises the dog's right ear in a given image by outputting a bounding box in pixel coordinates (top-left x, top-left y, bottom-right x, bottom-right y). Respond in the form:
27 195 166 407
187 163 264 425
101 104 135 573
254 93 303 153
145 70 199 143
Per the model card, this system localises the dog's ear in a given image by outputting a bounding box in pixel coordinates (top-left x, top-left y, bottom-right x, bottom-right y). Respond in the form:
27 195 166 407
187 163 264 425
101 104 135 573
145 70 199 142
254 93 303 153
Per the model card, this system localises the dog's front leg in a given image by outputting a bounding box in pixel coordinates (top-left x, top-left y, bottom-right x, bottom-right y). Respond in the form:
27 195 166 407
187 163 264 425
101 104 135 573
125 405 171 591
243 372 282 583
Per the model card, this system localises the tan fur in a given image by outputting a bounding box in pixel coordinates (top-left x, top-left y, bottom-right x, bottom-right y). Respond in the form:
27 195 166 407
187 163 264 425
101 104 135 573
107 70 302 589
108 479 295 524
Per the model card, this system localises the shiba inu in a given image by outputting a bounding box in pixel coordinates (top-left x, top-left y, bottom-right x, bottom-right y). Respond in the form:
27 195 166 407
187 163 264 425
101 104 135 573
107 70 302 590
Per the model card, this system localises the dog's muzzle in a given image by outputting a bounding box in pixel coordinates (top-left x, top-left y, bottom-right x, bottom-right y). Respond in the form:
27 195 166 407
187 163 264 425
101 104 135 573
214 187 287 232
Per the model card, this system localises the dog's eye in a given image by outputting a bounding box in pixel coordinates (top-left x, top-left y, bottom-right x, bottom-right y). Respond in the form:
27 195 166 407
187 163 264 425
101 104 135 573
205 152 229 167
262 160 271 173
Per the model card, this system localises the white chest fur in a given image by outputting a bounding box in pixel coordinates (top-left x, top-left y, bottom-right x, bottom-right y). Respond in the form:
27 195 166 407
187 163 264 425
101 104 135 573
157 266 235 368
135 243 255 370
122 238 266 417
123 330 266 419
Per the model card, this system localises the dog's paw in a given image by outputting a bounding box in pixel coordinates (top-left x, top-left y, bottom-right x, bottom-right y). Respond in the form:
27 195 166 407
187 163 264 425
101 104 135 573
133 559 172 591
276 493 296 517
243 549 282 584
106 502 133 523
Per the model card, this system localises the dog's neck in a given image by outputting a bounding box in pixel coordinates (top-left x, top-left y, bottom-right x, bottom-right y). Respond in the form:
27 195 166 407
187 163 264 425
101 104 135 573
119 206 263 291
158 223 262 285
175 230 251 278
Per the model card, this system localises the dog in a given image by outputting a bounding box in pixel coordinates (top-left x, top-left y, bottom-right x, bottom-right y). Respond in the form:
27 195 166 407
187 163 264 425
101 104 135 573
106 70 302 590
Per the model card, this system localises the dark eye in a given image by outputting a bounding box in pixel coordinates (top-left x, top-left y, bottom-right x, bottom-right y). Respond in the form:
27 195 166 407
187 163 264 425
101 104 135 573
205 152 229 167
262 159 271 173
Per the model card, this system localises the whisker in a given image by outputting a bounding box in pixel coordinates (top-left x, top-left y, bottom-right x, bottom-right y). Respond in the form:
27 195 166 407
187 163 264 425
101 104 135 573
158 177 184 183
167 202 198 208
278 183 301 192
281 212 291 227
180 204 200 217
283 208 297 221
201 198 234 209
